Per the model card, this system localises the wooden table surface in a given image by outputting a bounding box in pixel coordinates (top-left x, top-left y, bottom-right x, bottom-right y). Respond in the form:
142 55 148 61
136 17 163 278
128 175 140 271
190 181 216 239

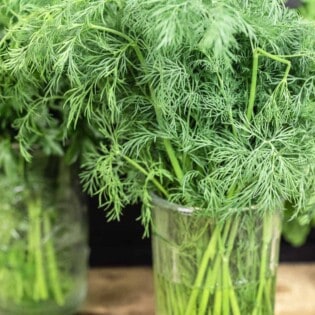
78 264 315 315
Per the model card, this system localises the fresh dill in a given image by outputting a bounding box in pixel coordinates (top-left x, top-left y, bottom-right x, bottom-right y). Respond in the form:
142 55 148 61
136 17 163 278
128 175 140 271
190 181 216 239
1 0 315 228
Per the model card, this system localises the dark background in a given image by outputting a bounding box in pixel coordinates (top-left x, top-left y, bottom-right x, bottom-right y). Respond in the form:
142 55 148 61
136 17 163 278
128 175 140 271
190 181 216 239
87 198 315 267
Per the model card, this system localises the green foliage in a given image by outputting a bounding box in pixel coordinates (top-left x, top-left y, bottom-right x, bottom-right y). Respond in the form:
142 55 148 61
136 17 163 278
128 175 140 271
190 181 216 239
0 0 97 165
282 0 315 246
1 0 315 228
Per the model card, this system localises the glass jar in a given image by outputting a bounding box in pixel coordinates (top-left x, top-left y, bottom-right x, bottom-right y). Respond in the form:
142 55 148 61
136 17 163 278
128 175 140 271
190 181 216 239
151 195 282 315
0 156 89 315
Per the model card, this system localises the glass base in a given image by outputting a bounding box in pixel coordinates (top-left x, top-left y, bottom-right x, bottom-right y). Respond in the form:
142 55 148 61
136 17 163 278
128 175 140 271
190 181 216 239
0 280 86 315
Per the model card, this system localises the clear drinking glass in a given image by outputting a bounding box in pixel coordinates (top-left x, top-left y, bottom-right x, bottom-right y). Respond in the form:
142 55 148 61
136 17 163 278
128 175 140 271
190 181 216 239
151 195 282 315
0 156 89 315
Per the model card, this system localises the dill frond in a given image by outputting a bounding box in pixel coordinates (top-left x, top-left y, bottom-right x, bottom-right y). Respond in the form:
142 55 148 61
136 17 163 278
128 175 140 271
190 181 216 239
1 0 315 225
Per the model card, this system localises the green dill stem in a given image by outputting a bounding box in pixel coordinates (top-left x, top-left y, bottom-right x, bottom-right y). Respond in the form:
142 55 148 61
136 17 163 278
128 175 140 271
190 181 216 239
264 278 273 314
256 48 291 85
224 217 241 315
122 154 170 198
166 273 186 315
247 49 259 121
198 257 220 315
175 284 185 314
222 259 230 315
220 217 241 315
27 217 35 264
197 220 231 315
29 199 48 301
213 271 222 314
88 23 185 183
184 225 220 315
87 23 134 43
247 48 291 122
171 283 181 314
256 48 291 69
28 201 38 299
162 138 184 182
229 283 241 315
43 211 65 306
251 213 273 315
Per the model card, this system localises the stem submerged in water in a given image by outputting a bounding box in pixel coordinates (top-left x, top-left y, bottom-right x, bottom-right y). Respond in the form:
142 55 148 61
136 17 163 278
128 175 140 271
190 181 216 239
153 208 280 315
29 199 48 301
43 211 65 306
1 197 68 307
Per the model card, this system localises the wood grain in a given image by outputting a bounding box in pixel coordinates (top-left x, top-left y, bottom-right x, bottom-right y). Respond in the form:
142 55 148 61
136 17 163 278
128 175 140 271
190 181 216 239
78 264 315 315
275 264 315 315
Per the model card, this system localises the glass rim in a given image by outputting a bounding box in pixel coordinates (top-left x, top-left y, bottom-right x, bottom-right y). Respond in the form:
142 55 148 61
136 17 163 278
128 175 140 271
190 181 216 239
151 194 282 216
151 194 195 214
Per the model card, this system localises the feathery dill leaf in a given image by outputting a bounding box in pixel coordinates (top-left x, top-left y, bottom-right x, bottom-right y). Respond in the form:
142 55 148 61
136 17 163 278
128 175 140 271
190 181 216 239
1 0 315 227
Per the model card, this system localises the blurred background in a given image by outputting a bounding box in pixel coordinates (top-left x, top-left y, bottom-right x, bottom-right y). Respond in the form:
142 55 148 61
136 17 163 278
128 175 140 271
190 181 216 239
87 198 315 267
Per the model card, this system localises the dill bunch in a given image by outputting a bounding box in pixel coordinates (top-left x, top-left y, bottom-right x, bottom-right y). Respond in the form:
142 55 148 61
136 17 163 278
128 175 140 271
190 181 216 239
1 0 315 228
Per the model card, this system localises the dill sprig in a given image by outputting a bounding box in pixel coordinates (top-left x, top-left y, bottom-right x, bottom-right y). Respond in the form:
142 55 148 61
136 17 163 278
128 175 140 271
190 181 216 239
1 0 315 227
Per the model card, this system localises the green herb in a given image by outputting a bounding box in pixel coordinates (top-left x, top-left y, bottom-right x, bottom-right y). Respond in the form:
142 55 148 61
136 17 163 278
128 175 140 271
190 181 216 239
1 1 315 314
2 0 314 223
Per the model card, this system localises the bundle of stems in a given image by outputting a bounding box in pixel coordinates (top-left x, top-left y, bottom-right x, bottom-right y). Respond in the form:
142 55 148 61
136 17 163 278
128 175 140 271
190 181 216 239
152 199 281 315
0 148 74 309
0 2 87 311
0 195 68 307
